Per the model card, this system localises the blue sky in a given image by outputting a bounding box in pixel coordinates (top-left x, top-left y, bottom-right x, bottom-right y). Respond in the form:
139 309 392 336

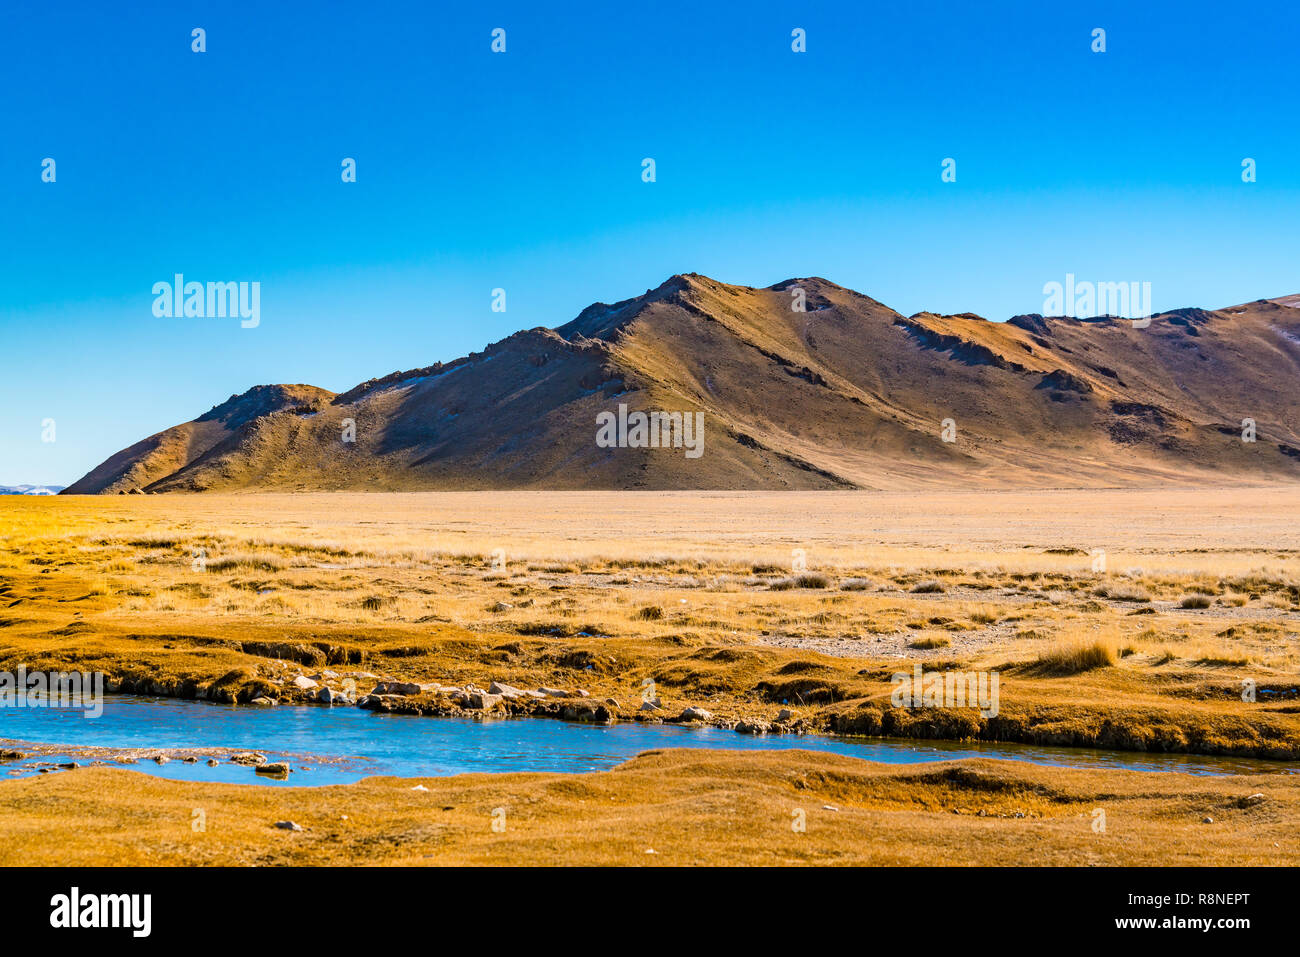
2 0 1297 485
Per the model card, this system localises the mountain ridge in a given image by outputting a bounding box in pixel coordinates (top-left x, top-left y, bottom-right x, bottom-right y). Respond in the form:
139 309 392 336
63 275 1300 494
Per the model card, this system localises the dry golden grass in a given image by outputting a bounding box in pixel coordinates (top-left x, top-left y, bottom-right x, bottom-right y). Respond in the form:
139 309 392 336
1 488 1298 759
1 752 1296 866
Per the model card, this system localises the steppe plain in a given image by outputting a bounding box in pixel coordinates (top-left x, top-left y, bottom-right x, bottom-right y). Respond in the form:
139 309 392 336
1 487 1297 864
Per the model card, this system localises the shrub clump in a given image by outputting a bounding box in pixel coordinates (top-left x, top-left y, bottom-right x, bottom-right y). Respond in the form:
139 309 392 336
769 573 831 591
839 577 876 591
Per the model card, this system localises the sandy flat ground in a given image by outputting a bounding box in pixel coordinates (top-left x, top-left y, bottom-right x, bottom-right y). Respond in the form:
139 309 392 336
41 484 1300 564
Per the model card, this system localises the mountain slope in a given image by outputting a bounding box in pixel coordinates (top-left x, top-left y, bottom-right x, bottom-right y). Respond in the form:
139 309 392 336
63 384 335 494
65 276 1300 492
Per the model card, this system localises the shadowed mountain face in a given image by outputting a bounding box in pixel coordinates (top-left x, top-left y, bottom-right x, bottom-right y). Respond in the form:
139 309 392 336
66 275 1300 493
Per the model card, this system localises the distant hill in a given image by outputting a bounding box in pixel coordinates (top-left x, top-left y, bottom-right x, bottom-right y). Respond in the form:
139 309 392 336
1 485 66 495
63 385 334 494
65 275 1300 493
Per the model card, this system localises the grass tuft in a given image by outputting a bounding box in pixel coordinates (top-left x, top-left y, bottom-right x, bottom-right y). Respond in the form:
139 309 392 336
909 634 951 650
1028 638 1117 675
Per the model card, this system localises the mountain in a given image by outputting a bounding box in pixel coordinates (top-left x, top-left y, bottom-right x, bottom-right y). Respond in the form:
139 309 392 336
0 485 65 495
65 275 1300 493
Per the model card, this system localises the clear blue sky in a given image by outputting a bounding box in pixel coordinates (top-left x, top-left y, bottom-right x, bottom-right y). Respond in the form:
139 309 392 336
2 0 1297 485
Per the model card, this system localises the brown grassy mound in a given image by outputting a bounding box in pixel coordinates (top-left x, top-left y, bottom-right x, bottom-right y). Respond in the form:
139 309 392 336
2 752 1296 866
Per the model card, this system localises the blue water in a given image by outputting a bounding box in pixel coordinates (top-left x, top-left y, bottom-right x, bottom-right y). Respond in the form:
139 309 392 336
0 695 1292 786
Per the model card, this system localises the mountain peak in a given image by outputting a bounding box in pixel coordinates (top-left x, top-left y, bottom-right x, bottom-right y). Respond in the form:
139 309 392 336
198 383 334 424
767 276 841 291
